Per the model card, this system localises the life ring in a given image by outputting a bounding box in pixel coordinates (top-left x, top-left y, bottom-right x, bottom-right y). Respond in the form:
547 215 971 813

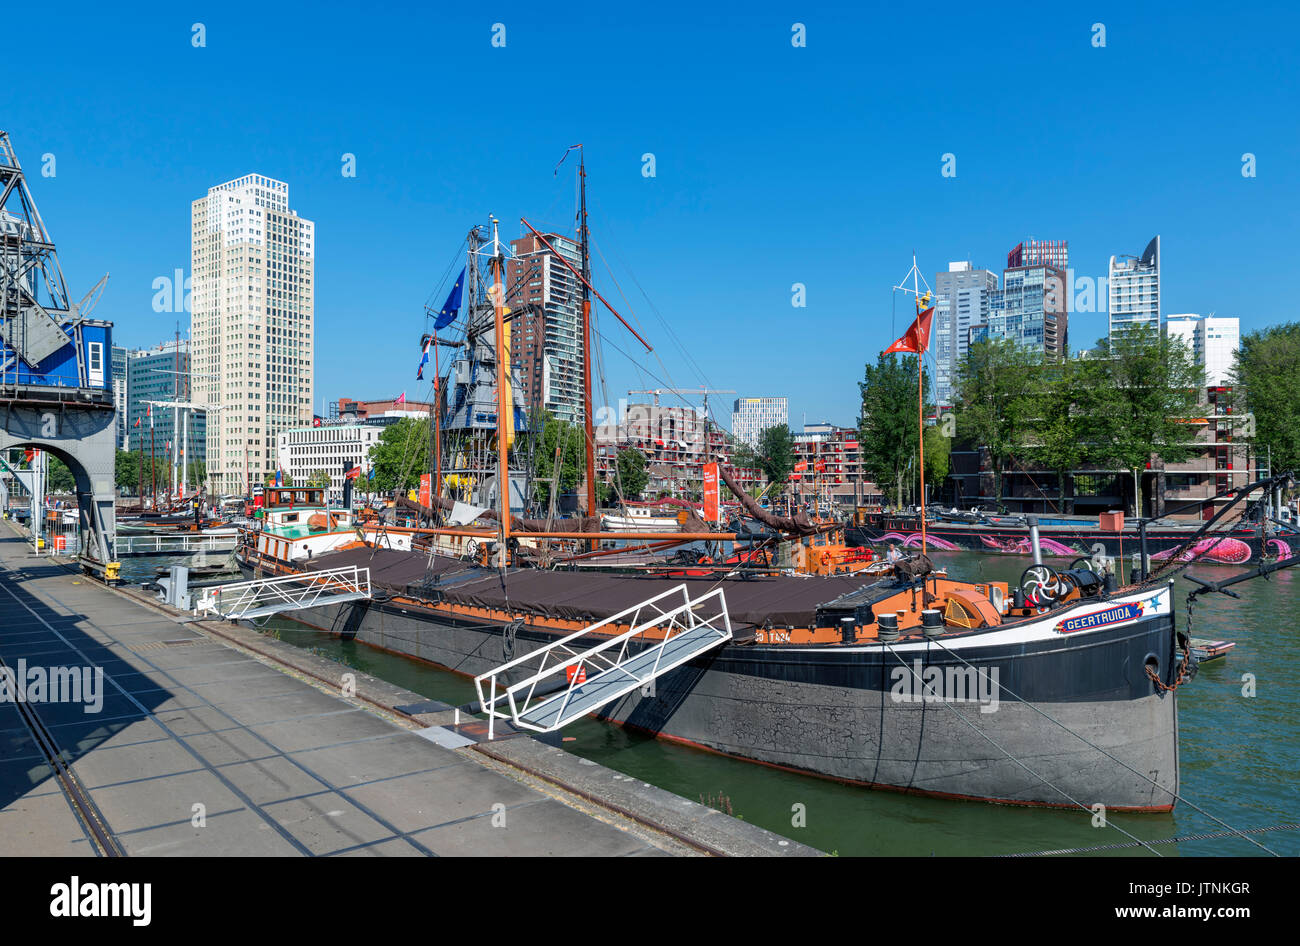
465 538 479 561
820 550 833 566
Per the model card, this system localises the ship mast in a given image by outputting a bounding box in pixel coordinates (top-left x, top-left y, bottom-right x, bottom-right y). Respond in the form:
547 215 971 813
578 147 597 544
489 217 511 570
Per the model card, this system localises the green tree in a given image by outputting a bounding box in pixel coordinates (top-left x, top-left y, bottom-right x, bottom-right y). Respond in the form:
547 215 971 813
923 424 950 487
1021 358 1090 514
186 460 207 490
756 424 794 492
115 449 142 494
1232 322 1300 474
47 455 76 493
614 448 648 500
726 435 761 471
529 411 586 507
952 338 1041 506
307 470 332 488
367 417 431 493
1087 325 1204 515
859 353 929 506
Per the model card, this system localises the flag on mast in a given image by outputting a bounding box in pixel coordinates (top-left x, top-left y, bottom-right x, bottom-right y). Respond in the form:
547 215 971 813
395 392 406 406
433 268 465 330
416 336 431 380
883 306 934 355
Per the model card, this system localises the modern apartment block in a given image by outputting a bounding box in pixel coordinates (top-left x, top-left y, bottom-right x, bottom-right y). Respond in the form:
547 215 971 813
191 174 315 496
1108 235 1161 339
506 233 585 425
731 396 788 448
125 339 206 464
1007 238 1069 271
594 402 761 498
971 249 1069 361
111 345 129 448
933 262 999 406
1165 313 1240 387
790 422 881 508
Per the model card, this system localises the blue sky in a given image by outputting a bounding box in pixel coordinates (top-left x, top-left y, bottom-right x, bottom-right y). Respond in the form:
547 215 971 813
4 1 1297 433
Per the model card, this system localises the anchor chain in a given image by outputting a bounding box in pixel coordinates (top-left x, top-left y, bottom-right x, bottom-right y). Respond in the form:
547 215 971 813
1147 632 1196 692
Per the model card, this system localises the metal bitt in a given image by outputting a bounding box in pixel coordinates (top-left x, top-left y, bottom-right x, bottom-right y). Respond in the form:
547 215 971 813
1026 515 1043 566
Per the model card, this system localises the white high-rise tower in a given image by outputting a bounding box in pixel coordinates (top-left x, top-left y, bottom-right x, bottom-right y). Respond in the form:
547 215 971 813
191 175 315 495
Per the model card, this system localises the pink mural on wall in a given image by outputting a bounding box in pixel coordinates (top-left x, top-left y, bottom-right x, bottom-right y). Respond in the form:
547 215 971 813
874 531 962 551
977 534 1080 557
1149 537 1253 564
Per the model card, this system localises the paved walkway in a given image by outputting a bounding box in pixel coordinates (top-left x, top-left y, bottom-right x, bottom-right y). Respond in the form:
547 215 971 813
0 531 674 856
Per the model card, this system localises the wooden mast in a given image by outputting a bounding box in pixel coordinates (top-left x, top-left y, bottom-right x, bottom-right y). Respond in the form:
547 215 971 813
490 218 510 569
432 332 442 521
579 147 597 545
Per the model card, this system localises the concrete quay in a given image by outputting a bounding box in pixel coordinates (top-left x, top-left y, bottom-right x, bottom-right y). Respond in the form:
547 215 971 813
0 526 818 857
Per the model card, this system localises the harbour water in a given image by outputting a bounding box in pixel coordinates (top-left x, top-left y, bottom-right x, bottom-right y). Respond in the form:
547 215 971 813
124 550 1300 856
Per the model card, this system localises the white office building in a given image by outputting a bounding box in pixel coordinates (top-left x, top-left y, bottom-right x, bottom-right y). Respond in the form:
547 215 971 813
191 174 315 496
933 261 999 405
276 424 383 504
1165 313 1240 386
731 396 789 448
1109 235 1161 339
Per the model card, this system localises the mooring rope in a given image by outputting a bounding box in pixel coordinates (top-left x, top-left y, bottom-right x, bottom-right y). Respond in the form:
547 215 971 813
921 632 1278 856
881 643 1164 857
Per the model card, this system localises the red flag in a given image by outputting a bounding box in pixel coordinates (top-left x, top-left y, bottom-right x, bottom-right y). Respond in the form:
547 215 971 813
884 306 934 355
133 417 141 428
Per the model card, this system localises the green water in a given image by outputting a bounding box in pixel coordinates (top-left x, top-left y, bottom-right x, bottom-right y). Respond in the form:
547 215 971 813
136 552 1300 856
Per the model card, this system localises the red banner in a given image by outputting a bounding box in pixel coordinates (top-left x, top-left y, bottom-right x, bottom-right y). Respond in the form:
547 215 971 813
419 473 432 508
793 461 808 473
884 306 934 354
702 462 720 523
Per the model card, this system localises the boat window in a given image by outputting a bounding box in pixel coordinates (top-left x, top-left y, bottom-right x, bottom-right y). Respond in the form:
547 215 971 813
283 513 299 523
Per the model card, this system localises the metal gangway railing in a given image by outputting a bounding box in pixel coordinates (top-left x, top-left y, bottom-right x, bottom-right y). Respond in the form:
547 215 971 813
196 566 371 620
116 532 239 557
474 584 732 740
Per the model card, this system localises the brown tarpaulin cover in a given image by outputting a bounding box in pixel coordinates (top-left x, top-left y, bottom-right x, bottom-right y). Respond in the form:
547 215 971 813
305 546 873 628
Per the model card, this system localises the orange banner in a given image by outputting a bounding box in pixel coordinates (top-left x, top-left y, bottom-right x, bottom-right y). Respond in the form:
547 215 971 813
702 462 720 523
419 473 432 508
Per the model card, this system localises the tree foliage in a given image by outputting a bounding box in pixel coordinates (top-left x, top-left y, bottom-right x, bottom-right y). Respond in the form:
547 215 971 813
858 353 929 505
1085 326 1203 512
614 448 648 500
951 338 1040 504
1232 321 1300 474
366 417 430 493
47 455 76 493
529 411 586 507
756 424 794 491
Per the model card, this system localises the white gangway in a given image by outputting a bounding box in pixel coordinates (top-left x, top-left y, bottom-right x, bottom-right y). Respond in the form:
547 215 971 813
474 584 732 739
196 566 371 620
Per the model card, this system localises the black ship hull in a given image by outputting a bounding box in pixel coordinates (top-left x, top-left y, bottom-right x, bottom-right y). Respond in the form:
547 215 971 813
240 558 1182 810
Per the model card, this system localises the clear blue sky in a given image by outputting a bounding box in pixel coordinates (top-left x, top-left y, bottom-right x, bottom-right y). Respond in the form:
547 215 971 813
4 1 1297 433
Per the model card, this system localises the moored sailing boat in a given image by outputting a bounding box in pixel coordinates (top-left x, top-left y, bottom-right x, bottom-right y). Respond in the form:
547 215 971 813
234 195 1192 810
